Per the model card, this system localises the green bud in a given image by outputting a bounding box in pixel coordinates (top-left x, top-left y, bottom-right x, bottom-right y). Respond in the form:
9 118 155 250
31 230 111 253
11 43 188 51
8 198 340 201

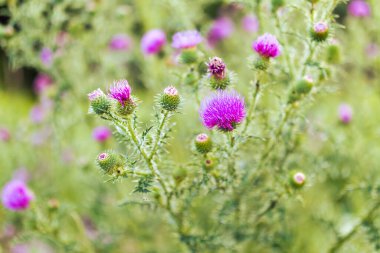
184 71 197 86
114 98 136 116
311 22 329 42
289 171 306 188
209 75 230 90
160 86 180 111
88 89 111 115
253 56 270 71
326 40 341 64
180 48 198 64
96 151 124 175
288 76 314 103
195 133 212 154
203 154 216 172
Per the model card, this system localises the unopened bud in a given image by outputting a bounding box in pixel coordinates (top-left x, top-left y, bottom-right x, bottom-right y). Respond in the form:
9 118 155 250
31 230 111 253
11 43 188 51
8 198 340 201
96 151 124 175
311 22 329 42
288 76 314 104
180 48 198 64
88 89 111 115
160 86 180 111
195 133 212 154
289 171 306 188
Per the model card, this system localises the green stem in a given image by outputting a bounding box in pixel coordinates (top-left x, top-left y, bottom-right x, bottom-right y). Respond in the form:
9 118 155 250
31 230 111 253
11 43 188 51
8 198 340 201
149 110 170 161
241 80 261 135
328 201 380 253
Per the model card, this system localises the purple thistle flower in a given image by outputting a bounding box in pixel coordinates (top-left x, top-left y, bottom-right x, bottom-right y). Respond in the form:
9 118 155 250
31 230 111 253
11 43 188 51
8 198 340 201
207 17 234 47
348 0 371 17
339 104 353 124
200 90 246 131
252 33 281 58
314 22 328 34
40 47 53 67
33 74 53 94
30 105 45 124
171 30 203 49
109 34 131 51
242 14 259 33
141 29 166 55
1 180 34 211
207 57 226 79
108 80 132 106
92 126 112 142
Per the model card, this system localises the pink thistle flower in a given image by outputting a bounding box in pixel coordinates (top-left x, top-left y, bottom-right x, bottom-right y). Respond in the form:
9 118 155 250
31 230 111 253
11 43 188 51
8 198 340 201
200 90 246 131
207 17 234 47
141 29 166 55
40 47 53 67
108 80 132 106
171 30 203 49
339 104 353 124
252 33 281 58
109 34 131 51
348 0 371 17
30 105 46 123
33 74 53 94
92 126 112 142
242 14 259 33
1 180 34 211
0 127 11 142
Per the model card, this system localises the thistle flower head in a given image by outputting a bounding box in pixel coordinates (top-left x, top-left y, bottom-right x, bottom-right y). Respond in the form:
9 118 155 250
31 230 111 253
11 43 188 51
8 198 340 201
207 57 226 79
92 126 112 142
88 88 104 101
1 180 34 211
195 133 212 154
290 171 306 188
141 29 166 55
252 33 281 58
34 74 53 94
161 86 180 111
207 17 234 47
200 90 246 131
108 80 132 106
171 30 203 49
109 34 131 51
339 104 353 124
242 14 259 33
311 22 329 42
348 0 371 17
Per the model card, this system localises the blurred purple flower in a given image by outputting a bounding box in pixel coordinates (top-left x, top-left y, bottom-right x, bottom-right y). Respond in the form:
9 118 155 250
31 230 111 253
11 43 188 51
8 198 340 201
40 47 53 67
108 80 132 106
88 88 104 101
253 33 281 58
348 0 371 17
109 34 131 51
0 127 11 142
171 30 203 49
200 90 246 131
207 17 234 47
1 180 34 211
339 104 353 124
141 29 166 55
242 14 259 33
11 240 54 253
30 105 46 123
34 74 53 94
92 126 112 142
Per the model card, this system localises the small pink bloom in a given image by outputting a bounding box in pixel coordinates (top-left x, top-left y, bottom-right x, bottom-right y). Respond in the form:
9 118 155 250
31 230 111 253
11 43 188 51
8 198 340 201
1 180 34 211
207 17 234 47
141 29 166 55
242 14 259 33
253 33 281 58
339 104 353 124
0 127 11 142
172 30 203 49
109 34 131 51
40 47 53 67
92 126 112 142
33 74 53 94
348 0 371 17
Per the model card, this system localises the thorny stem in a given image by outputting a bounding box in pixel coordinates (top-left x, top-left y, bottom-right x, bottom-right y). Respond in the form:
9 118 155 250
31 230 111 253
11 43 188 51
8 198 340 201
328 201 380 253
149 110 170 161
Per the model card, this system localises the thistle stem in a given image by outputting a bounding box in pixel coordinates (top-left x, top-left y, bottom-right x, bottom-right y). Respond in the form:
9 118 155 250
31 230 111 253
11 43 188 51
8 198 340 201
149 110 170 161
241 80 261 135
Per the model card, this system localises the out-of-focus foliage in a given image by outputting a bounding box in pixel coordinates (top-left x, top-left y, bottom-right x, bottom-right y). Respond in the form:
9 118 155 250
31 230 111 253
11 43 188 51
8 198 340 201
0 0 380 252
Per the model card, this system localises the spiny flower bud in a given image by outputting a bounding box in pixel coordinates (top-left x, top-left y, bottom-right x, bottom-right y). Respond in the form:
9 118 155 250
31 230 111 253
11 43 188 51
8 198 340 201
207 57 230 90
311 22 329 42
203 157 216 171
289 171 306 188
194 133 212 154
288 76 314 104
88 88 111 115
160 86 180 111
180 48 199 64
338 104 353 124
173 167 187 185
252 56 270 71
96 151 124 175
326 39 341 64
108 80 136 116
